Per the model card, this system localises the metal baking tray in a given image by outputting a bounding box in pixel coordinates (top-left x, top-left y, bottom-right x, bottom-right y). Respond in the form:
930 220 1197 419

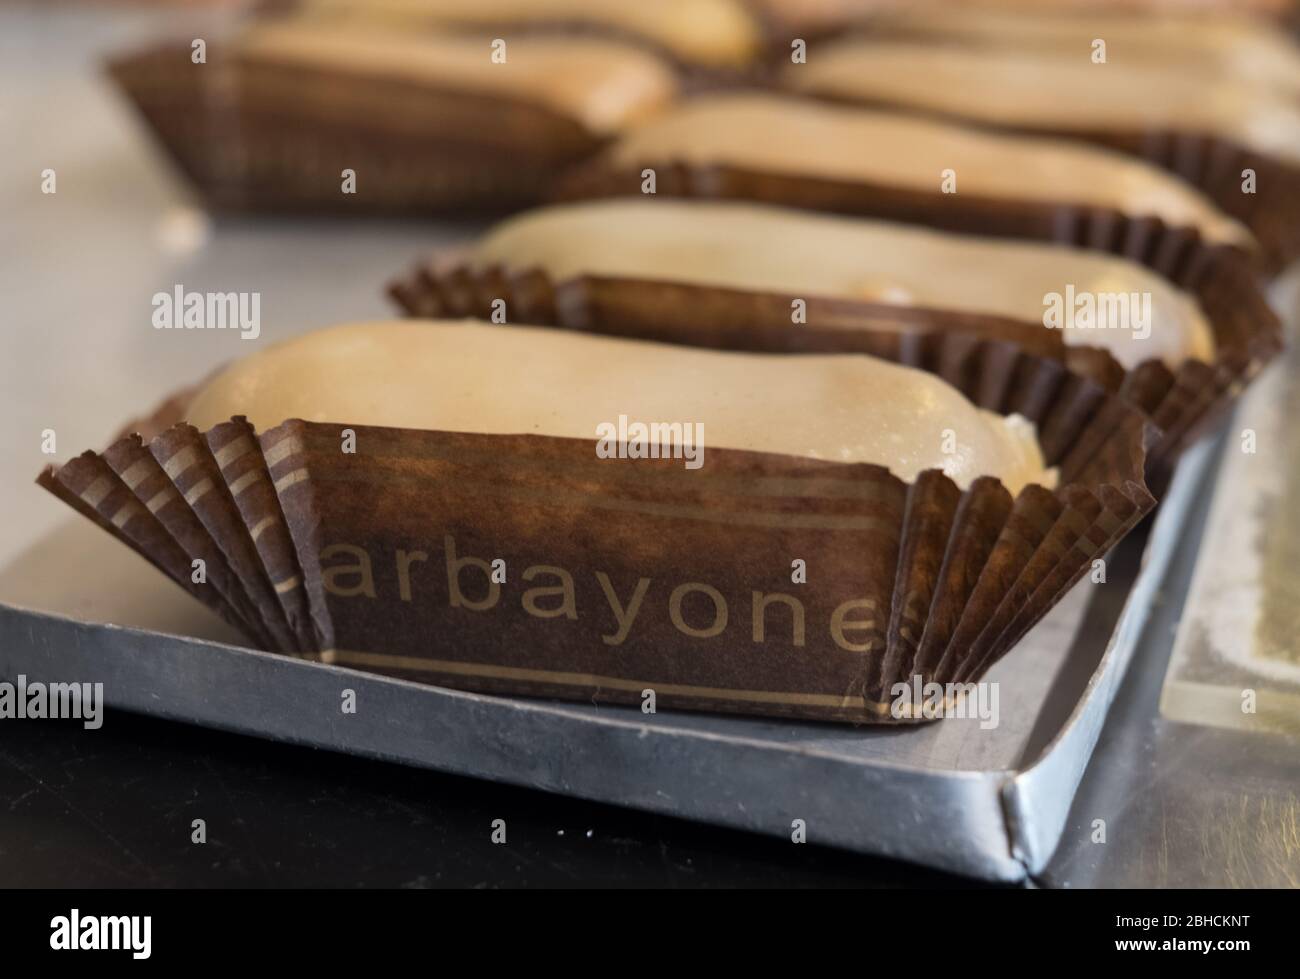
1161 333 1300 736
0 433 1218 882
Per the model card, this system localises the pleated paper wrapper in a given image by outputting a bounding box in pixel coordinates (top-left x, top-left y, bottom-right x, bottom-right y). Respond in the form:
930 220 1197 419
40 337 1154 724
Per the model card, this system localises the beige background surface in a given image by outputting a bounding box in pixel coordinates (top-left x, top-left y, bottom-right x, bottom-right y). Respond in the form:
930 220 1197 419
0 4 474 568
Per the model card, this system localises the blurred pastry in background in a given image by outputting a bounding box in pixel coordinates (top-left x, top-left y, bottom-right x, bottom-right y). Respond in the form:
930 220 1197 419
785 38 1300 156
784 37 1300 262
391 197 1282 471
562 92 1252 252
295 0 767 70
861 6 1300 96
109 15 680 214
751 0 1299 37
457 198 1217 370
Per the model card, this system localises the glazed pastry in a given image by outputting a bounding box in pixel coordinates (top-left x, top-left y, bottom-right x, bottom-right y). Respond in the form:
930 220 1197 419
238 19 679 137
584 92 1252 247
465 199 1216 370
42 318 1154 723
108 18 680 213
185 319 1051 493
867 7 1300 96
297 0 765 69
784 39 1300 167
752 0 1297 34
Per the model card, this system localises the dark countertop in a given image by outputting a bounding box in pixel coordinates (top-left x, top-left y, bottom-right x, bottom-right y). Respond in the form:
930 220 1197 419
0 708 984 888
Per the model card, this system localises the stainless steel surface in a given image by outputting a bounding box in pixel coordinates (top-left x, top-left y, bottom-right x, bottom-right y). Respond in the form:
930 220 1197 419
1039 269 1300 888
1005 441 1218 874
1044 427 1300 887
1 4 463 569
1160 270 1300 736
0 436 1212 882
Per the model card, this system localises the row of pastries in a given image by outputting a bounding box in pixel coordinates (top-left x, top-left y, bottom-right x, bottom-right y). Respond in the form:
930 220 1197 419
46 0 1295 720
111 0 1300 257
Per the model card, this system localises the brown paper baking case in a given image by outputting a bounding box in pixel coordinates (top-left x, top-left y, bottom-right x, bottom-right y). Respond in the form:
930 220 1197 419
388 235 1281 480
107 41 623 215
785 88 1300 269
1050 127 1300 273
38 335 1155 724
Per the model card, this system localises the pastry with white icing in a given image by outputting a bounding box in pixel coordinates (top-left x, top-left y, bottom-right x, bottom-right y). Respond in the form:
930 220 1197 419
597 93 1252 247
296 0 764 69
870 6 1300 97
185 320 1052 494
467 199 1216 370
237 19 680 136
785 39 1300 166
